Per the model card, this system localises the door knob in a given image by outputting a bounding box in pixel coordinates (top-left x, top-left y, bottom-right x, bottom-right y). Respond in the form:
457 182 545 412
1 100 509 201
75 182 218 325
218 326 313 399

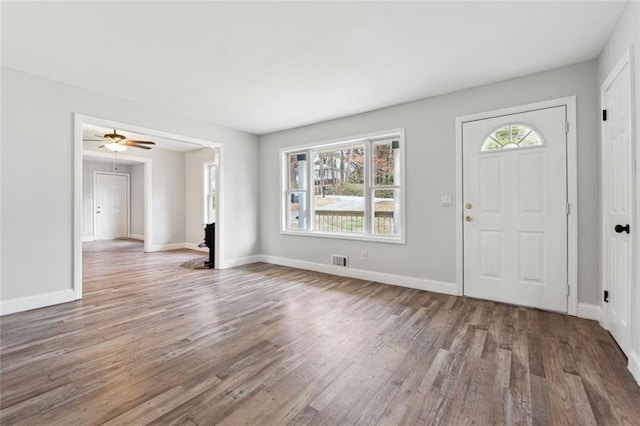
615 224 630 234
465 215 473 222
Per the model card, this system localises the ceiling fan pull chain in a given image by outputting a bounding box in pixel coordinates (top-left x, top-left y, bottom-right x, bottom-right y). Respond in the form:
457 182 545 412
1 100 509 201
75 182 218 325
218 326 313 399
114 152 119 171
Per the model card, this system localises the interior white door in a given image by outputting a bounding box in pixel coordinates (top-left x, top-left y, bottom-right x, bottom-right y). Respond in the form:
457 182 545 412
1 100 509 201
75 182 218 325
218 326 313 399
463 107 568 312
95 172 129 240
602 60 633 356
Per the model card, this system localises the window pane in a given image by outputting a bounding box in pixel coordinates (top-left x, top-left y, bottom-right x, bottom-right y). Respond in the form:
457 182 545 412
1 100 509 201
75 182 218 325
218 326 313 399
313 144 365 233
373 189 399 235
207 194 216 223
373 140 399 186
481 124 544 152
288 153 308 190
206 164 216 223
288 191 307 230
208 164 216 193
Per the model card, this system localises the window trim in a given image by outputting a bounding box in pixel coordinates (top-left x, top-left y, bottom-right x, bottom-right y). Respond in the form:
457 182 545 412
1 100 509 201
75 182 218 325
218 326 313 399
280 128 406 244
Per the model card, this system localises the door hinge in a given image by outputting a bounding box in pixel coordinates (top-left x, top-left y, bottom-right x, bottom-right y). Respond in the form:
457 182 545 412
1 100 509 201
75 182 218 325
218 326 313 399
602 109 607 121
604 290 609 303
567 285 570 297
566 203 570 215
565 121 569 133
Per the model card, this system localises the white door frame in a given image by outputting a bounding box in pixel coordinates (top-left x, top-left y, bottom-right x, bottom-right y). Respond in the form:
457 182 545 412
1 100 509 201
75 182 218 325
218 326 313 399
600 48 636 344
73 114 224 300
93 171 130 240
455 96 578 316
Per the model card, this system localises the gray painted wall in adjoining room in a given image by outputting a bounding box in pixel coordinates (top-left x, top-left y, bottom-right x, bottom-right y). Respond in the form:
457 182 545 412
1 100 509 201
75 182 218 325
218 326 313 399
259 60 600 305
130 163 145 237
82 144 187 247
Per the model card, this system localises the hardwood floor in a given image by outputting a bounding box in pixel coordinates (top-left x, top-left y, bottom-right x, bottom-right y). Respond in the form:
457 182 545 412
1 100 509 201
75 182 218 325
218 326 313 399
1 240 639 425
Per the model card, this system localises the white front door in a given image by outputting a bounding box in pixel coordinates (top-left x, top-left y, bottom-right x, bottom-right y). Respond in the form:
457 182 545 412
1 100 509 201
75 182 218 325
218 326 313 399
463 106 568 312
95 172 129 240
602 57 634 355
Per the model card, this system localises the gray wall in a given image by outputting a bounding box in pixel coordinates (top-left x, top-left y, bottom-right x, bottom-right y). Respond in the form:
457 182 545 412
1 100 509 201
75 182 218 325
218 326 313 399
259 60 600 305
1 67 260 301
597 0 640 367
185 148 217 246
82 159 132 239
130 164 144 237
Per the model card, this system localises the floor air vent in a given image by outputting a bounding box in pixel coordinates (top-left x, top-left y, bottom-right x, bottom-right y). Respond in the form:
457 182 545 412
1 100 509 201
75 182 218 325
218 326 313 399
331 254 348 267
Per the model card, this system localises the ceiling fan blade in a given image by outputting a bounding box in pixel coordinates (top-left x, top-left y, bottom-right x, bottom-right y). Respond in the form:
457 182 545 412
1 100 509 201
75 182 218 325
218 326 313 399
128 144 152 150
95 134 106 138
127 140 156 145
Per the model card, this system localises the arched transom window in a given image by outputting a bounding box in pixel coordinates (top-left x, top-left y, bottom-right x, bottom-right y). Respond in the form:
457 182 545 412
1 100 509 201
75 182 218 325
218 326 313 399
481 124 544 152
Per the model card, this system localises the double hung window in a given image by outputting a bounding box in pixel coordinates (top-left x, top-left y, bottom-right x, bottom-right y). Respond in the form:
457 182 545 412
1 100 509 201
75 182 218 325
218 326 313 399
282 129 404 242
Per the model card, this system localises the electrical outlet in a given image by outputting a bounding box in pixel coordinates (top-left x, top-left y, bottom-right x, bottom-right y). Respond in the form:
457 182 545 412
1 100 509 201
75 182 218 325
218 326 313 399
361 250 368 261
440 195 452 206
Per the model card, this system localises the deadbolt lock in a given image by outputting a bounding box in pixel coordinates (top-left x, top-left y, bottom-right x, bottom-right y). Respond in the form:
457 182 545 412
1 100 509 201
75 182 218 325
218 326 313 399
465 202 473 209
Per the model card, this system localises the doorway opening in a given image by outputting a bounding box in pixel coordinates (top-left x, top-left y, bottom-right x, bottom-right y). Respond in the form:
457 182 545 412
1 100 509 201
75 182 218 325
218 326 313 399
74 114 223 300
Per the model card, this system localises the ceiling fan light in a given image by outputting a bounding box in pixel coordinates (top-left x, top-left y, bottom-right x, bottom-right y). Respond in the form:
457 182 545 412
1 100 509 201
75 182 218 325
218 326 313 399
104 142 127 152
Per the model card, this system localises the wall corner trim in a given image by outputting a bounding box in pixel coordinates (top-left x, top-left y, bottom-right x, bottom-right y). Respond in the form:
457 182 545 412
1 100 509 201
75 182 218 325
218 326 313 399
576 303 603 322
629 351 640 387
221 255 263 269
0 289 76 316
259 255 458 295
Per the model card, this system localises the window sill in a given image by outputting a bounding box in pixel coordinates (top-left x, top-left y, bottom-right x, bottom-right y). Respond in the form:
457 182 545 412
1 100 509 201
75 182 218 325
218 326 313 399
280 229 406 244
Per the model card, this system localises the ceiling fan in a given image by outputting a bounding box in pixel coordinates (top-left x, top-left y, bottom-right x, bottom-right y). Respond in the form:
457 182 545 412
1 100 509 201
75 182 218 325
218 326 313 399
84 129 156 152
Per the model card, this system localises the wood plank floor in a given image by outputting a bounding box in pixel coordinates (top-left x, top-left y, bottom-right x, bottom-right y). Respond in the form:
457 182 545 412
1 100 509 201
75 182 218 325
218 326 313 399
1 240 639 425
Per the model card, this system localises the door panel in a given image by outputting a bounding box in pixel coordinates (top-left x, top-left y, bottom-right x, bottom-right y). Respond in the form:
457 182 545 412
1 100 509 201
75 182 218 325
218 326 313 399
479 157 503 214
603 61 633 355
517 152 545 213
463 107 568 312
518 231 544 284
479 231 503 278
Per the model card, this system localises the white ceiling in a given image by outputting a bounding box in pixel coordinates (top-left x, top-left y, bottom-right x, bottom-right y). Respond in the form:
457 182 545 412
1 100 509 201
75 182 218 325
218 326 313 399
2 1 628 135
83 124 203 152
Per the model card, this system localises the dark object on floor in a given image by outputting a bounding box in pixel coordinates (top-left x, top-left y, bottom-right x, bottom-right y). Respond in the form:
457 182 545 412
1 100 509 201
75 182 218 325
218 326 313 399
198 222 215 268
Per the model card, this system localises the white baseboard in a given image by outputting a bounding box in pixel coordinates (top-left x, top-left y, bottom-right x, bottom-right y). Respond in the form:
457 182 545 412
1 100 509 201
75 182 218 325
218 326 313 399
82 236 94 242
147 243 187 252
259 255 458 295
577 303 603 322
629 351 640 386
222 255 263 269
0 289 76 316
184 243 209 253
130 233 145 241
